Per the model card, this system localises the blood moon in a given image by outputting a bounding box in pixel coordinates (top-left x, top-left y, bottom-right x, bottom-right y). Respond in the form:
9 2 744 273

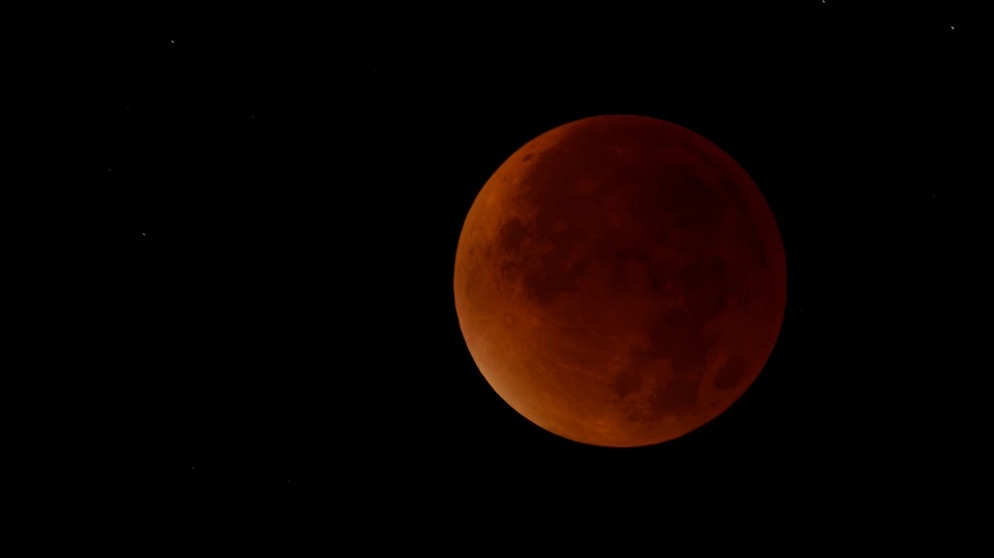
453 115 786 448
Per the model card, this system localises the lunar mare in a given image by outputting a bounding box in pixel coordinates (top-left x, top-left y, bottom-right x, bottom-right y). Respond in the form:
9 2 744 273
453 115 786 447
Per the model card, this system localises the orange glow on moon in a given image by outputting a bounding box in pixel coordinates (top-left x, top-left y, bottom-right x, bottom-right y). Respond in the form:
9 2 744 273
453 115 786 447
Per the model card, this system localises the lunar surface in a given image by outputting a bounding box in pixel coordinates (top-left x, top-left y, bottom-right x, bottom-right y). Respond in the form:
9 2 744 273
453 115 786 447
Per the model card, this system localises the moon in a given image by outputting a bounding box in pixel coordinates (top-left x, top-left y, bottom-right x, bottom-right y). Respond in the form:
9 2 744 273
453 115 786 448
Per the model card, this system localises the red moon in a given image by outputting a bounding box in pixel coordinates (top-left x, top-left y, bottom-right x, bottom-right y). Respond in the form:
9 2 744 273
453 115 786 448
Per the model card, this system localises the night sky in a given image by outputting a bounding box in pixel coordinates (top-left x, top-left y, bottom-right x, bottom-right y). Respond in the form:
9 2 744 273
4 2 990 552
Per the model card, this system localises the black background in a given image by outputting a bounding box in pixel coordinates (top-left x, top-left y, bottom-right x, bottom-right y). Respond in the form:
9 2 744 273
3 2 989 552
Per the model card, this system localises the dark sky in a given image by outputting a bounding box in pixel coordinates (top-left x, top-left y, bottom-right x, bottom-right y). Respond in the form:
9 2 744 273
3 2 989 552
